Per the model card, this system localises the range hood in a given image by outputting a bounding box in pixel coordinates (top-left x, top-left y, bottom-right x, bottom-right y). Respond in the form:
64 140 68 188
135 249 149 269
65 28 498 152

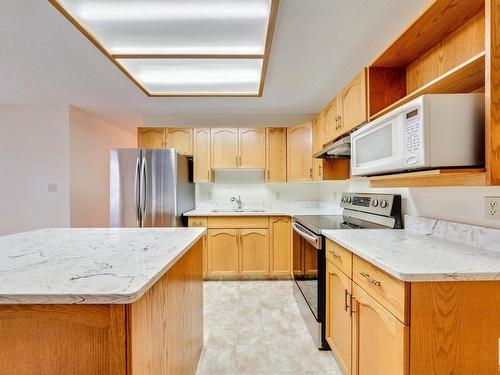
313 135 351 159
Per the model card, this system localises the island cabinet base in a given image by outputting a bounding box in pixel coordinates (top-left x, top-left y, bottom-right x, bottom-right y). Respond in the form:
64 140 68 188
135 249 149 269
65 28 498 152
0 238 204 375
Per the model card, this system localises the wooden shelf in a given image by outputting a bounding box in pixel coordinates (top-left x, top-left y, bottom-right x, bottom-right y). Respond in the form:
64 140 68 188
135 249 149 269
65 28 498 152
368 168 487 188
370 52 485 121
371 0 484 67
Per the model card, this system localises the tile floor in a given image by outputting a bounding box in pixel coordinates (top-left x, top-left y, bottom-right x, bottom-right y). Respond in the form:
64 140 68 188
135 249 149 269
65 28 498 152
196 280 342 375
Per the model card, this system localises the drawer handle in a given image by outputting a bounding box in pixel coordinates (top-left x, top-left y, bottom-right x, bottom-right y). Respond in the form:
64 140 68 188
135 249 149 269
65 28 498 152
329 250 341 259
360 272 381 286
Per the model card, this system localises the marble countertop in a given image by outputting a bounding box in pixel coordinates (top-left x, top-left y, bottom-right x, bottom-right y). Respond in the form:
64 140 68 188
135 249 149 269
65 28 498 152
184 201 343 217
323 228 500 282
0 227 205 304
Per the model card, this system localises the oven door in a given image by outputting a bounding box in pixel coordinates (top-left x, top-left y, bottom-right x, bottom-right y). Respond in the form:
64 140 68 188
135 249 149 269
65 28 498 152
292 221 327 348
351 108 405 176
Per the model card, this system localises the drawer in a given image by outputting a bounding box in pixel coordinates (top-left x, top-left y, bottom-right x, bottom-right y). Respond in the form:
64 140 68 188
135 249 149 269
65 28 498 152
326 240 352 278
188 217 207 227
353 255 408 324
207 216 269 229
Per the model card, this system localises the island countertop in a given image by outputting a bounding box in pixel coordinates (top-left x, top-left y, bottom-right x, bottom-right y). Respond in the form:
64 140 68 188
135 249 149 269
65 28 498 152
0 227 205 304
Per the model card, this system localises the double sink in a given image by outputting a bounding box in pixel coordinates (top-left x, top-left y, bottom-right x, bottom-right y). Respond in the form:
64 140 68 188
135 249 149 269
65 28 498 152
211 209 266 213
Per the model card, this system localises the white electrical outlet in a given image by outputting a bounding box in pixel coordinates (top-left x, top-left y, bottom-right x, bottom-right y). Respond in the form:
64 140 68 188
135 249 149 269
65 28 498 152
48 183 58 193
485 197 500 220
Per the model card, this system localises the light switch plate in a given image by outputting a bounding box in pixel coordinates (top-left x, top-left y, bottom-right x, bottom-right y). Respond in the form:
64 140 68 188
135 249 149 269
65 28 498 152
48 183 58 193
485 197 500 220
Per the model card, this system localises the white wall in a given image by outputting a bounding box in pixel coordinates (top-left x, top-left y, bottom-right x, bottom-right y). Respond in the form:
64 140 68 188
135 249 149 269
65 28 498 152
0 106 71 235
69 107 136 227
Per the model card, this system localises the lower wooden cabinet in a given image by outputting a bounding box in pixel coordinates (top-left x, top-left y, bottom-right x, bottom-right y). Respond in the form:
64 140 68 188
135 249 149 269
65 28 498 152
351 283 409 375
326 261 352 375
239 229 269 276
207 229 239 277
269 217 292 276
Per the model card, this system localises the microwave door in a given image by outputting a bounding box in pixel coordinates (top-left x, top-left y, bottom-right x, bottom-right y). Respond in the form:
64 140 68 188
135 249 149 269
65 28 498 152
351 112 404 176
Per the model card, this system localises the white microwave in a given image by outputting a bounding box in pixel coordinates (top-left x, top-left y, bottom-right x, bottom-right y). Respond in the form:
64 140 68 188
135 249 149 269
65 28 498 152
350 94 485 176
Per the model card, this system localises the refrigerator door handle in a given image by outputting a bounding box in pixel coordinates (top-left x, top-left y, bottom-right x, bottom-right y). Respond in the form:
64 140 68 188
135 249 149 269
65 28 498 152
134 157 141 223
140 157 147 226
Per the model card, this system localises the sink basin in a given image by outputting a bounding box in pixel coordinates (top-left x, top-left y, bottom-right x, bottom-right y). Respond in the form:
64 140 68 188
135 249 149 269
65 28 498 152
211 209 266 213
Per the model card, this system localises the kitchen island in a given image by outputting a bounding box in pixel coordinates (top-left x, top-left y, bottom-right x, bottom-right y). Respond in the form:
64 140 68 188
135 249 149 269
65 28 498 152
0 227 205 375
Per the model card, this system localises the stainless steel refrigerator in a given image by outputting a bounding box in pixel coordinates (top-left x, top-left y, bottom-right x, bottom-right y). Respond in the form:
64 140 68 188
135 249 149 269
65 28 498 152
110 148 195 227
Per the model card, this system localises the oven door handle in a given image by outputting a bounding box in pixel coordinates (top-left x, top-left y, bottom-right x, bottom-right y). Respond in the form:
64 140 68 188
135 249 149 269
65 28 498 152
292 222 321 248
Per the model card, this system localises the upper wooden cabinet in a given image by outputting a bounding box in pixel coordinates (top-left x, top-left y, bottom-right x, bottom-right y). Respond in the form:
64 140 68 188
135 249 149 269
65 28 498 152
165 128 193 155
312 116 324 181
323 99 339 145
193 128 211 182
287 122 312 182
265 128 287 182
210 128 238 168
338 69 368 134
239 128 266 168
137 127 165 148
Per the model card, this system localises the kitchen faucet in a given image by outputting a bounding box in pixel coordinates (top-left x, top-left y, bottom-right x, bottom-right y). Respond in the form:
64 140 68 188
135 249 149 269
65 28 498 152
230 195 243 209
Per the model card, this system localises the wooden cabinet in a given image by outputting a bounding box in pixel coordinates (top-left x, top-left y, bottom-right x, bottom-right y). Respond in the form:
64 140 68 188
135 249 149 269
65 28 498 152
326 261 352 375
352 284 408 375
265 128 287 182
323 99 340 144
137 127 165 148
312 116 324 181
287 122 312 181
165 128 193 155
211 128 238 168
193 128 211 182
338 70 367 134
207 229 239 277
269 217 291 276
239 128 266 168
239 229 269 276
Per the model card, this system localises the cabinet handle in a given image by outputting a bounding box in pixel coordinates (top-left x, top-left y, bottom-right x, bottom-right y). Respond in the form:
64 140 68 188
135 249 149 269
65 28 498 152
350 295 356 316
344 289 349 312
309 168 313 178
207 170 210 180
267 170 270 180
329 250 341 259
360 271 381 286
236 156 238 166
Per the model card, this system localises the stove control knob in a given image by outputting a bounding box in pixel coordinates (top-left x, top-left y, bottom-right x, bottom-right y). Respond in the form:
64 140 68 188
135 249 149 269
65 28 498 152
372 199 379 207
380 200 388 208
347 197 352 203
342 197 346 203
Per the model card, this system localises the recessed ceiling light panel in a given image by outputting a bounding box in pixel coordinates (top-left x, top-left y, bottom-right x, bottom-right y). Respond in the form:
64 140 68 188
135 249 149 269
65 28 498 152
117 58 263 95
50 0 279 96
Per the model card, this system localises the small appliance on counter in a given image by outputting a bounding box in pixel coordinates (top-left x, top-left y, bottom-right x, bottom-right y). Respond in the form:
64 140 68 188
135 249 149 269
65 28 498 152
110 148 195 228
350 93 485 176
292 192 402 350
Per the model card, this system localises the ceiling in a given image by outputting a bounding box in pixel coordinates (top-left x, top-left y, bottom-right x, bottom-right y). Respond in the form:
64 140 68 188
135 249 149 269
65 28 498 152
0 0 432 132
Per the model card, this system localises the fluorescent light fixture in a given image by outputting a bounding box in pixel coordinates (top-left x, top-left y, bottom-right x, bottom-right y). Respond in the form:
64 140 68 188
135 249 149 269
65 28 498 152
117 59 263 95
50 0 279 96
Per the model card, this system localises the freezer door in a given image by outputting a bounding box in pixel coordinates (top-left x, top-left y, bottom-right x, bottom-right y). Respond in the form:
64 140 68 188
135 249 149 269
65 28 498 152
110 149 142 227
141 149 177 227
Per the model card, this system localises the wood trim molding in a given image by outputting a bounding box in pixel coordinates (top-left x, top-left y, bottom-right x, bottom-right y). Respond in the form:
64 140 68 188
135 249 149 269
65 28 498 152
48 0 280 98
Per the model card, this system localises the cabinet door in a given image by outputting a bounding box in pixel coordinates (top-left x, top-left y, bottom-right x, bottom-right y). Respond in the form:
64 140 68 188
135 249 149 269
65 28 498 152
326 262 352 375
166 128 193 155
352 284 408 375
239 128 266 168
265 128 287 182
287 122 312 181
137 127 165 148
312 116 324 181
207 229 238 276
211 128 238 168
239 229 269 276
339 70 367 134
193 128 211 182
269 217 291 276
323 99 339 144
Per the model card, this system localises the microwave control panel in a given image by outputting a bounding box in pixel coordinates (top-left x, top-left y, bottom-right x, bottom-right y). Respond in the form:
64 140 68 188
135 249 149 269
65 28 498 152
403 105 425 167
